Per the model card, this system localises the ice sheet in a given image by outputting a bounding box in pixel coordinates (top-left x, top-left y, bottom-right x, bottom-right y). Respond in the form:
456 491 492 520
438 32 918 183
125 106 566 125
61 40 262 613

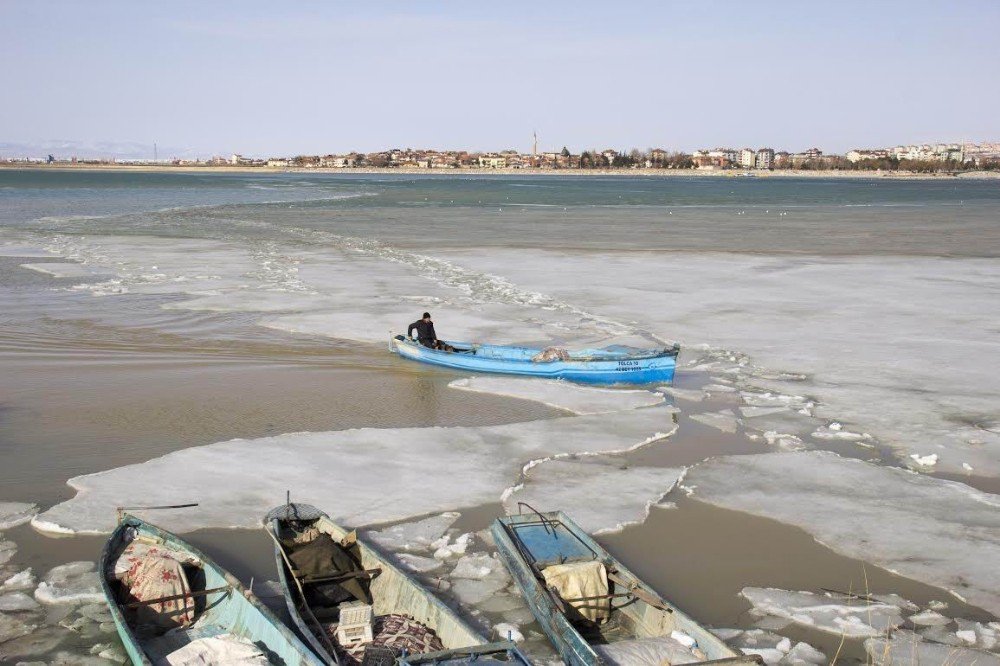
690 409 740 433
34 406 677 534
449 377 664 415
690 452 1000 616
19 263 107 279
434 249 1000 476
741 587 905 637
503 457 684 534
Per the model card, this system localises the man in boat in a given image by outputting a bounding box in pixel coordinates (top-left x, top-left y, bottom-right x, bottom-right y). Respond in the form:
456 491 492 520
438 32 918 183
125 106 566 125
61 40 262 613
407 313 457 352
408 312 440 349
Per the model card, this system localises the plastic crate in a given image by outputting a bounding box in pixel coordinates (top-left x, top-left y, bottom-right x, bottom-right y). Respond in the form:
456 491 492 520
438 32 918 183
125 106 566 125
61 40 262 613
335 602 374 647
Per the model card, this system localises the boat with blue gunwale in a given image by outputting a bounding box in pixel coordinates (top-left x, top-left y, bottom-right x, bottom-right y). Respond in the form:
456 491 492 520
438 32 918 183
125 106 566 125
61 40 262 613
391 335 679 385
492 508 762 666
101 512 321 665
266 503 531 665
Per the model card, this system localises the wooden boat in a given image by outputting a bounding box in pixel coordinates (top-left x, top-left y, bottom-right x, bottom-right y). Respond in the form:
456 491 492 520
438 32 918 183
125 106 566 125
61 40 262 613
391 335 680 385
265 503 531 665
492 509 762 666
100 512 321 665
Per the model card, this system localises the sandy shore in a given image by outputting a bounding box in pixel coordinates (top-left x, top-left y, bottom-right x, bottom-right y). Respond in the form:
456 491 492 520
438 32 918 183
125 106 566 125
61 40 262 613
3 162 999 180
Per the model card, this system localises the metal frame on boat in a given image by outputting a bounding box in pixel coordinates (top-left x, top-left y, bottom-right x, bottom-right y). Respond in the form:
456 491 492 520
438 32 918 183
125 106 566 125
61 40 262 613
101 512 321 666
492 508 762 666
391 335 679 385
266 502 531 665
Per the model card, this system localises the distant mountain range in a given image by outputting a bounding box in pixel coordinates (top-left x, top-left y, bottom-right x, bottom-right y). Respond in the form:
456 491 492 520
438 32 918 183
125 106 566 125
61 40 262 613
0 140 212 160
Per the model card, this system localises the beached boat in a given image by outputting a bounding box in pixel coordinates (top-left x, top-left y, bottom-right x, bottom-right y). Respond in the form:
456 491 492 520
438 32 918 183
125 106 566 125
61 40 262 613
391 335 679 385
492 509 761 666
100 512 320 665
265 503 530 665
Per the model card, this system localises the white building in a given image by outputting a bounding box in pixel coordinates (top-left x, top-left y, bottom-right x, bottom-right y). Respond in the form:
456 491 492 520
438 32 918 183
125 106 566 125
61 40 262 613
755 148 775 170
740 148 756 169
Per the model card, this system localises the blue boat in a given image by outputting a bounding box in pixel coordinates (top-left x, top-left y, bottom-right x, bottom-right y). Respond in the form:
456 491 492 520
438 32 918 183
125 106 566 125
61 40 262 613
391 335 679 385
266 503 531 665
492 509 761 666
101 512 321 666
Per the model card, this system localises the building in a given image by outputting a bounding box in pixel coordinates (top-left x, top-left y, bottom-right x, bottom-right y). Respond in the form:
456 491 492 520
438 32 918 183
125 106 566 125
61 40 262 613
755 148 775 170
740 148 756 169
846 149 890 163
477 154 507 168
266 158 289 168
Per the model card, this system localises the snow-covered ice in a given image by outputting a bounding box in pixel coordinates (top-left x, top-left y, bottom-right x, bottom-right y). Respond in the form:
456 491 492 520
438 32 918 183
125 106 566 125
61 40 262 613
434 249 1000 476
34 406 678 534
449 377 664 415
0 592 41 612
1 568 36 592
503 457 684 534
740 587 905 637
689 452 1000 616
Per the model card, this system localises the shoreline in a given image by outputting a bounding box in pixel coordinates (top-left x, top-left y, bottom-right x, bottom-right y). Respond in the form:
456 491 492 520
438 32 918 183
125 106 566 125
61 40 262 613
3 162 999 180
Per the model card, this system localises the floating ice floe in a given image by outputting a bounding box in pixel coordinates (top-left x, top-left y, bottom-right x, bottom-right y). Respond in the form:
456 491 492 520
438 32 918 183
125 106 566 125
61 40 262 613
660 386 705 402
432 533 472 561
34 562 104 605
0 541 16 566
0 592 41 612
866 630 1000 666
448 377 664 415
740 587 905 637
910 453 939 467
1 568 36 592
908 609 951 626
503 457 684 534
395 554 443 574
364 512 460 553
35 407 677 535
690 409 740 433
689 452 1000 616
0 626 70 661
0 502 38 530
715 628 825 665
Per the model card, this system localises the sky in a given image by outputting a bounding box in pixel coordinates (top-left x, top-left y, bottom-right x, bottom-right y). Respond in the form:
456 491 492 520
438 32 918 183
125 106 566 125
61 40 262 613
2 1 999 158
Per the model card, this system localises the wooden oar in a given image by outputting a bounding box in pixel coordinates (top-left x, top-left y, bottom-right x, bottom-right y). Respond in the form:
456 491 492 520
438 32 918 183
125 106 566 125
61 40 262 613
607 570 673 614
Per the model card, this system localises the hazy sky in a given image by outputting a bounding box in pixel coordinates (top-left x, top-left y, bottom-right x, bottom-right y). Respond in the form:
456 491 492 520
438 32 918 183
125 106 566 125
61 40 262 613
3 1 998 157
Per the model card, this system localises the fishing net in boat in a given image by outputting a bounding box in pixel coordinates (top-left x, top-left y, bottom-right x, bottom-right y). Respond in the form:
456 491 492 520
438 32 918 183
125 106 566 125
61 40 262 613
531 347 570 362
332 614 445 665
265 503 326 523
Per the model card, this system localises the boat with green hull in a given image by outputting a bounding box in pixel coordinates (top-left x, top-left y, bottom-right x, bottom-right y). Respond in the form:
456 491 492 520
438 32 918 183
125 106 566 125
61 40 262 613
101 512 321 665
266 503 530 665
492 509 762 666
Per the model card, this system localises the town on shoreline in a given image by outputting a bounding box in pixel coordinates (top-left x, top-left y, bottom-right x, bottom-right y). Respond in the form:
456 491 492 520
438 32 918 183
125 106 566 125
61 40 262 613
5 141 1000 177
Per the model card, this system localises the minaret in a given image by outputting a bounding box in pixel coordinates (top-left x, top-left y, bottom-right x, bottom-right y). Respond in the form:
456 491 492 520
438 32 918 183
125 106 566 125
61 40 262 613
533 130 538 156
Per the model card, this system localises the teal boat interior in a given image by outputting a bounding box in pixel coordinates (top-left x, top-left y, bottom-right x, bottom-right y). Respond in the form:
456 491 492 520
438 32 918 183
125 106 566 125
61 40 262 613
102 513 318 665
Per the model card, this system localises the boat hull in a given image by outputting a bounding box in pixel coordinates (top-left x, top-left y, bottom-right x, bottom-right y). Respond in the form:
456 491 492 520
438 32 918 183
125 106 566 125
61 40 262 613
100 514 320 666
492 511 754 666
268 503 530 665
392 337 678 385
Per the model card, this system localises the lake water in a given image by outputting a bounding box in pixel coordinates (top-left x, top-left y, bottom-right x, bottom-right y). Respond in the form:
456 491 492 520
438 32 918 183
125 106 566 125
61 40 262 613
1 169 998 664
